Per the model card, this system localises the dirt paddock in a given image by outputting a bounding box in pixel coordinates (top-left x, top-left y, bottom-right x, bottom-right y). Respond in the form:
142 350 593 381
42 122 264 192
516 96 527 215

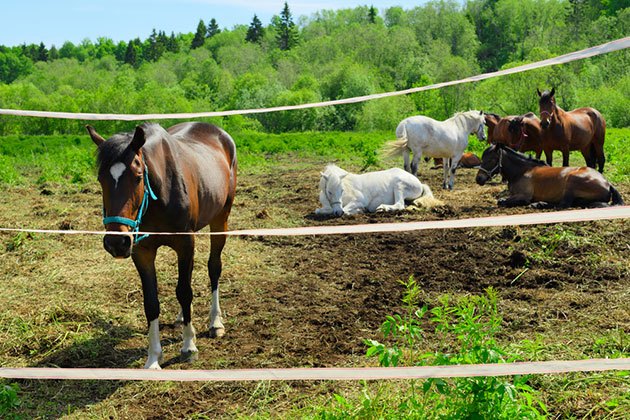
0 156 628 417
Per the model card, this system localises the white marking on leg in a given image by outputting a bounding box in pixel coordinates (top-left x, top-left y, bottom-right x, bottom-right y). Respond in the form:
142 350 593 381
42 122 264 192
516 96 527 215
209 288 224 334
144 319 163 370
109 162 126 189
181 322 198 354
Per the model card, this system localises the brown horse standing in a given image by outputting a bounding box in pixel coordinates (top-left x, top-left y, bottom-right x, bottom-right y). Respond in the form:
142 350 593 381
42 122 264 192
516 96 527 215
475 143 622 208
87 122 237 369
485 112 544 159
537 88 606 171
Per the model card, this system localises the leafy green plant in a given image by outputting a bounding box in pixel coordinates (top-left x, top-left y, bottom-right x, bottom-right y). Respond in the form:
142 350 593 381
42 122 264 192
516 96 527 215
321 277 547 419
0 382 21 419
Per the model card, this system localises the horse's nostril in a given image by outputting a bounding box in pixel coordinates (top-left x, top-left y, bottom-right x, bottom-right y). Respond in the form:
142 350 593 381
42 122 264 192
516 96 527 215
103 234 133 257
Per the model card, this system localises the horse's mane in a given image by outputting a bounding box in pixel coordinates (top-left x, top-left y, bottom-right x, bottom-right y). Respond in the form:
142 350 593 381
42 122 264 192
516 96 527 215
501 144 548 166
96 123 167 171
322 164 348 177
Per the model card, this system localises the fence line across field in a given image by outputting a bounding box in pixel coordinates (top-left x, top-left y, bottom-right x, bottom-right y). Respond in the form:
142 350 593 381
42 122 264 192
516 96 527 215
1 359 628 382
0 37 628 121
0 206 628 238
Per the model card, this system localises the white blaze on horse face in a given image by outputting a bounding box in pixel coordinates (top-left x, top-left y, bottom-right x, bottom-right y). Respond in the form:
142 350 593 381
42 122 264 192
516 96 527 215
109 162 126 189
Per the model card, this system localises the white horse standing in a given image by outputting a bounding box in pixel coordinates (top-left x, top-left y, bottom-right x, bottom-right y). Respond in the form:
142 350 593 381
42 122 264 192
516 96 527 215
315 164 442 217
385 110 486 190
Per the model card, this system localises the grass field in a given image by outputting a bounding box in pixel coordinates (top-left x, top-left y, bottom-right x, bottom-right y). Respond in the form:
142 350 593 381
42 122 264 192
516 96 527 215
0 127 628 418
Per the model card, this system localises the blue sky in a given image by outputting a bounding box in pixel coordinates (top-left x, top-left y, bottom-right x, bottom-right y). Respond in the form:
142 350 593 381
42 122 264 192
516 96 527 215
2 1 430 48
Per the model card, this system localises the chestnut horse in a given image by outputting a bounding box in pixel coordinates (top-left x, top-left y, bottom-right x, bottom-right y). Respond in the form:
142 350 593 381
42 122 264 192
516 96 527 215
475 143 622 208
537 88 606 171
87 122 237 369
485 112 543 159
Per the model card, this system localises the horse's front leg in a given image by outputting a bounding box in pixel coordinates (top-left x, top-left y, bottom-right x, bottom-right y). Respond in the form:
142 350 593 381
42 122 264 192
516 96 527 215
175 235 198 362
209 218 229 338
562 149 570 167
544 149 553 166
447 155 461 190
442 158 451 189
132 246 163 369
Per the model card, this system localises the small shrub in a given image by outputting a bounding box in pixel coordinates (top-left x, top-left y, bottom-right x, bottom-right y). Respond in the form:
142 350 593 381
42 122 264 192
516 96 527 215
320 277 547 419
0 382 21 419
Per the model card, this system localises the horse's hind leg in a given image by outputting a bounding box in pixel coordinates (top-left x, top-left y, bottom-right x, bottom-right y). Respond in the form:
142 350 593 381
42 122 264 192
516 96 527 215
175 235 198 361
208 216 229 338
403 149 411 173
595 143 605 173
132 246 163 369
410 152 421 176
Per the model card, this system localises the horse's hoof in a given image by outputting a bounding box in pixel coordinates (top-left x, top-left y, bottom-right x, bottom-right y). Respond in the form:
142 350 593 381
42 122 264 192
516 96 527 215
209 327 225 338
144 359 162 370
180 350 199 363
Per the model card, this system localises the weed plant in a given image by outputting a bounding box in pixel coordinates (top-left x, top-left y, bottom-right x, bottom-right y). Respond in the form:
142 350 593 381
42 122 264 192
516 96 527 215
317 277 547 419
0 382 21 419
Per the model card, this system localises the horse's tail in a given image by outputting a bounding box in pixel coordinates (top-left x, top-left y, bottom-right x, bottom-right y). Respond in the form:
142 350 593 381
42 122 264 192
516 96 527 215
383 122 409 157
609 185 624 206
412 184 444 208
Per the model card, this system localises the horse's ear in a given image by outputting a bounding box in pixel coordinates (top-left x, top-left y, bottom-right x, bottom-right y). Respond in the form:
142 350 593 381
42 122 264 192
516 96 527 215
86 125 105 146
320 172 328 180
131 125 146 152
550 87 555 97
536 88 542 97
479 110 483 115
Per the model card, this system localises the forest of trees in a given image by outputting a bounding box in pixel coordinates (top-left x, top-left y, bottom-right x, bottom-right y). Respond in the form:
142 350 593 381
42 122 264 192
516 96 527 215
0 0 628 135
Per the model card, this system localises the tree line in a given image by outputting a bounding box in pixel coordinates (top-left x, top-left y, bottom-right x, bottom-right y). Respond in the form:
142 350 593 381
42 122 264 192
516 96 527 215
0 0 628 135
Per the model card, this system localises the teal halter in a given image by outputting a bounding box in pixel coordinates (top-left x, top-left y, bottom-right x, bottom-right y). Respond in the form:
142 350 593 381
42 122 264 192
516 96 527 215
102 158 158 243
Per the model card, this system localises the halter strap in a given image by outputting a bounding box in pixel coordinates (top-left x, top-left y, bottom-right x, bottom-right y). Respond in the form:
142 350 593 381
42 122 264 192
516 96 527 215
102 156 158 244
478 148 503 179
540 110 553 119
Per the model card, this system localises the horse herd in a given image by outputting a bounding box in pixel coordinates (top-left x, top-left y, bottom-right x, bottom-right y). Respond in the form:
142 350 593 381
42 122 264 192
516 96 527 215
317 89 622 215
84 88 622 370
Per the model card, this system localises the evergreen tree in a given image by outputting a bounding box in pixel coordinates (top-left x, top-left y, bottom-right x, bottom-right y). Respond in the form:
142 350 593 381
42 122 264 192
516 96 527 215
166 32 180 53
124 39 138 67
191 19 208 49
246 14 265 43
37 42 49 61
207 18 221 38
276 2 299 50
48 45 59 60
368 5 377 23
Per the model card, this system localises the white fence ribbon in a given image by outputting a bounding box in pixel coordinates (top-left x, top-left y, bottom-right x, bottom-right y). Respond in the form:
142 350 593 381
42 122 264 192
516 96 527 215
0 37 628 121
0 206 628 238
1 358 627 381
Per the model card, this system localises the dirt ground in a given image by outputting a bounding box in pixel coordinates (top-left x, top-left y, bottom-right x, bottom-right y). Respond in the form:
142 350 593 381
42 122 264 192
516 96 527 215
1 156 628 418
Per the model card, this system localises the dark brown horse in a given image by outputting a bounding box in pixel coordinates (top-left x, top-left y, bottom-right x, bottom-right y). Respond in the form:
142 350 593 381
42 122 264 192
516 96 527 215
87 122 237 369
537 88 606 171
485 112 544 159
475 143 622 208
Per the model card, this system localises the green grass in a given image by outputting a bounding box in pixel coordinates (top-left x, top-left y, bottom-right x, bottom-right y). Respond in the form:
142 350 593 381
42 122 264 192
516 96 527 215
1 127 628 186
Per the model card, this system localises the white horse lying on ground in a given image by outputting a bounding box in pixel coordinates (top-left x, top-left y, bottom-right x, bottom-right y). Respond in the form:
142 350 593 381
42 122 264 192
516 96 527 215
315 164 442 217
384 110 486 190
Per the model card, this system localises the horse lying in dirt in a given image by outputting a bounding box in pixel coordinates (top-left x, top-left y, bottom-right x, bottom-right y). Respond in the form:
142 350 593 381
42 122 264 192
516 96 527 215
315 164 442 216
429 152 482 170
476 143 623 208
